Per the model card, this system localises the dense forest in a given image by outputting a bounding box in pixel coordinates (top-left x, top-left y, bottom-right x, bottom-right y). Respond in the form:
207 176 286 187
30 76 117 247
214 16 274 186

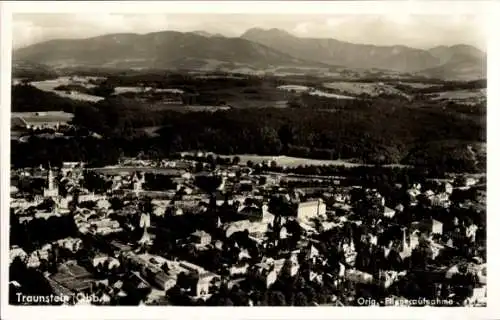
10 75 486 172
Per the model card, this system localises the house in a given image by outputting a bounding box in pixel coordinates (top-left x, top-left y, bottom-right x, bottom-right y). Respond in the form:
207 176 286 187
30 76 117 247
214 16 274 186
468 286 486 306
428 219 444 235
304 243 320 262
376 271 406 289
56 237 83 253
444 182 453 195
383 207 396 219
287 254 300 277
465 223 479 243
345 269 373 284
10 246 28 263
96 199 111 210
61 162 84 175
26 251 42 268
237 204 263 221
238 248 251 261
333 193 349 203
191 230 211 246
254 258 286 288
166 260 220 298
48 261 96 297
225 219 269 239
153 271 177 291
308 270 323 284
406 187 421 206
429 241 445 260
139 212 151 229
430 193 451 208
361 233 378 246
192 273 219 298
394 204 404 213
279 226 289 239
230 263 250 276
296 199 326 221
125 271 152 293
424 190 435 198
342 239 357 267
92 254 121 270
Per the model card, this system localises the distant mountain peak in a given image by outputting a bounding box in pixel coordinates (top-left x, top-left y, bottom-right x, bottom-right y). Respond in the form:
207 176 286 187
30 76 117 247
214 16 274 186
241 27 295 38
192 30 213 37
13 30 326 71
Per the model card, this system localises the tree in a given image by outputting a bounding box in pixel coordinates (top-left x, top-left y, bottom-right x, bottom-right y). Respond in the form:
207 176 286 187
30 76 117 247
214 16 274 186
294 292 308 306
269 291 287 306
232 156 241 166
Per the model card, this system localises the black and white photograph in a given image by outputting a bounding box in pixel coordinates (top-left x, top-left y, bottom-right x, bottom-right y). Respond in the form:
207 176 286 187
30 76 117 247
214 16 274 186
0 1 497 319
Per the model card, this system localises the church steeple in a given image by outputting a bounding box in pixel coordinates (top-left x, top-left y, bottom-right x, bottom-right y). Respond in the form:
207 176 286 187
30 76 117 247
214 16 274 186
48 167 54 191
44 164 59 198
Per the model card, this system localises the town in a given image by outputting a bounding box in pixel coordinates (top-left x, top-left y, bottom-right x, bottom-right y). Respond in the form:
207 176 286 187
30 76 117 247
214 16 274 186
9 152 486 306
7 11 487 311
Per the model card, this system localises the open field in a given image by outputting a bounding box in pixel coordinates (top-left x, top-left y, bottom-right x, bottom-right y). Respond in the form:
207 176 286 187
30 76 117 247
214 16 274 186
323 81 410 99
90 166 186 175
308 90 354 99
12 111 74 124
427 89 486 103
397 81 438 89
218 154 410 168
277 85 355 100
30 77 104 102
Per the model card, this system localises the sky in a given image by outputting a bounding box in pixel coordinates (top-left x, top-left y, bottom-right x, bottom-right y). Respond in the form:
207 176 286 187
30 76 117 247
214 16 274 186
12 13 487 50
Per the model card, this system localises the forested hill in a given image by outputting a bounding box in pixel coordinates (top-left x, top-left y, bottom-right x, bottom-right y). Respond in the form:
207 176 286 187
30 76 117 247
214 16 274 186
13 31 326 70
11 84 485 173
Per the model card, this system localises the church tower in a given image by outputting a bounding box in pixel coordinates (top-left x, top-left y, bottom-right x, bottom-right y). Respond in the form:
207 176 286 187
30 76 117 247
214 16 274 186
43 166 59 198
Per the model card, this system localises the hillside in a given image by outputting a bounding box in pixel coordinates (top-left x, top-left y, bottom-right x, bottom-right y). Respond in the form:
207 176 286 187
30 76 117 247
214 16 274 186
14 31 326 70
12 59 60 80
241 28 440 73
418 53 486 81
428 44 486 64
13 29 486 79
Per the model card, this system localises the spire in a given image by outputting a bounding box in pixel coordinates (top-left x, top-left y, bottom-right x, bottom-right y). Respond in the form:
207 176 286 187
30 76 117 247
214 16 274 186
402 227 409 250
48 168 54 191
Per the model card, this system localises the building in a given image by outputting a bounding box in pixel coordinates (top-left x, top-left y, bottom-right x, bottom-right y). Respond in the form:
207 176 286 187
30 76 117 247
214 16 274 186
430 193 451 208
47 261 96 299
465 223 479 243
190 230 211 246
342 239 357 266
153 271 177 291
230 263 250 277
296 199 326 221
422 219 444 235
377 271 406 289
383 207 396 219
140 212 151 229
10 246 28 263
56 237 83 253
345 269 373 284
43 168 59 198
174 260 221 298
253 258 286 288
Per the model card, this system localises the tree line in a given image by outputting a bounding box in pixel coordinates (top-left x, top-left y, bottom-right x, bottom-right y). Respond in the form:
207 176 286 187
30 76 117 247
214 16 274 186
11 82 485 172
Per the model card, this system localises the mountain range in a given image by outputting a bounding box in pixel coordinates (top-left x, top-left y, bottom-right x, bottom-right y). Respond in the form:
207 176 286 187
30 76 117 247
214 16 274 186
13 28 486 80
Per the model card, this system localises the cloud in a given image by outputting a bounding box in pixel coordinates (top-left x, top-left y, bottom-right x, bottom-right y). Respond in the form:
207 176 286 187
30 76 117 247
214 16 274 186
292 22 311 35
